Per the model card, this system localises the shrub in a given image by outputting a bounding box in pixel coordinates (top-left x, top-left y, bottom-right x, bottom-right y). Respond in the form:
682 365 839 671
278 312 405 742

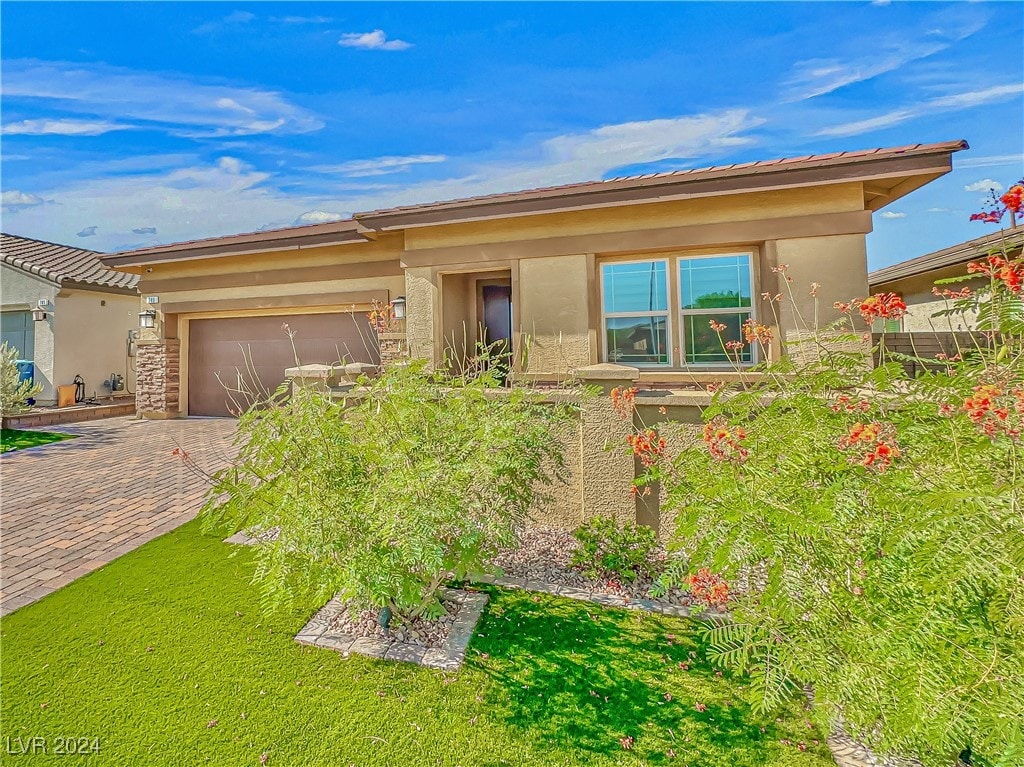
623 220 1024 764
0 342 41 415
200 359 572 620
570 515 660 583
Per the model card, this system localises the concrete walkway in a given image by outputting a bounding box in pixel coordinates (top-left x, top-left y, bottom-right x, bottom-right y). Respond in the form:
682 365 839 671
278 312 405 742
0 416 237 616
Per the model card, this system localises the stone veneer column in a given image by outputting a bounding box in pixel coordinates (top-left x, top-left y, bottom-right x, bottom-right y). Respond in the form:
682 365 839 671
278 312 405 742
136 340 181 418
377 332 408 367
573 363 641 527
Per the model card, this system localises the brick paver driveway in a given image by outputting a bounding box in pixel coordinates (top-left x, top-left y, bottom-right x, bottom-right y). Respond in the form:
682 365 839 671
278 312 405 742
0 417 237 616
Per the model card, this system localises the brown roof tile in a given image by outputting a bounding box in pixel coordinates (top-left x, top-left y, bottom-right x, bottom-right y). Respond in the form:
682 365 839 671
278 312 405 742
1 233 138 291
105 139 968 266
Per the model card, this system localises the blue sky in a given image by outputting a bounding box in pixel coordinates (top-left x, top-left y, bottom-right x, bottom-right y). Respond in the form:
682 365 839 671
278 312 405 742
1 1 1022 270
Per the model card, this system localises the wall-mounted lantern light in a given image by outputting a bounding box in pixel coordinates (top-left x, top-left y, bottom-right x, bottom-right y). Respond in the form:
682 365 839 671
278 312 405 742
139 309 158 329
31 299 49 322
391 296 406 319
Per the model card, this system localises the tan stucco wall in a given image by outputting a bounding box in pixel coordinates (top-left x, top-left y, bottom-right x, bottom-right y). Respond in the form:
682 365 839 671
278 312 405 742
1 265 59 402
403 183 866 251
53 288 139 400
772 233 869 351
518 254 594 375
874 265 983 332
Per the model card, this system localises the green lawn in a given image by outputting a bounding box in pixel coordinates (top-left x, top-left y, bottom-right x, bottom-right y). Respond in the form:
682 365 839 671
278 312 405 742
0 428 75 453
0 521 833 766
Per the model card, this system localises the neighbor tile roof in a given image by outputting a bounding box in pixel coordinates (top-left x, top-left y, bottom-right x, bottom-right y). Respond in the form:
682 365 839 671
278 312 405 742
869 225 1024 286
1 232 139 291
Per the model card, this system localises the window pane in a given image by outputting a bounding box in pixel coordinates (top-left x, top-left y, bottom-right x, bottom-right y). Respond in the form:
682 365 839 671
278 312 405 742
606 316 669 365
679 255 751 310
602 261 668 313
682 312 752 364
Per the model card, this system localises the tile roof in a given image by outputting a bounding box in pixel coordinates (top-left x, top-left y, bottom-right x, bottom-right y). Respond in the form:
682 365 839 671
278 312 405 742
869 225 1024 286
356 140 968 219
1 232 139 291
105 139 968 266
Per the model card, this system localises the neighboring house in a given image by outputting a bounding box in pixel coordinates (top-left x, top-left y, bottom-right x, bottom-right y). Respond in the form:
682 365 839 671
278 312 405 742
1 233 140 404
869 224 1024 332
101 140 967 418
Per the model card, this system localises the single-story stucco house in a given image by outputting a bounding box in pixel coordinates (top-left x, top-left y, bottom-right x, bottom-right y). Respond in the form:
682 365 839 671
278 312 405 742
869 223 1024 332
101 140 968 419
1 233 140 405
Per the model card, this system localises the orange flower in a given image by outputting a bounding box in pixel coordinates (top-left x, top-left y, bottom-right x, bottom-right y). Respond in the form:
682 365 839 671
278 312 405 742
857 293 907 323
702 416 749 463
627 428 668 467
741 318 773 345
838 422 900 472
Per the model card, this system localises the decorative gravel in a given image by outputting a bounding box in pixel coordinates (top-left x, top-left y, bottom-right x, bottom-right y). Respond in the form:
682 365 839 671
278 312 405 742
325 598 460 649
493 526 694 607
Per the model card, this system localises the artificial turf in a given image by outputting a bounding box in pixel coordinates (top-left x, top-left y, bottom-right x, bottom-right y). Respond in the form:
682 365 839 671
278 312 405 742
0 429 74 453
0 520 833 766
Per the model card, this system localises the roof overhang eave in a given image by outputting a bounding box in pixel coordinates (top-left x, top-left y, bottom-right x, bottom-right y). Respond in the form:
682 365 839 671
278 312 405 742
101 229 371 269
355 150 963 232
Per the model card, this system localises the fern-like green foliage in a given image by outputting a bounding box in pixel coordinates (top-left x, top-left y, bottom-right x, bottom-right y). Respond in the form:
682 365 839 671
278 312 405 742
201 360 573 620
641 275 1024 765
0 342 42 415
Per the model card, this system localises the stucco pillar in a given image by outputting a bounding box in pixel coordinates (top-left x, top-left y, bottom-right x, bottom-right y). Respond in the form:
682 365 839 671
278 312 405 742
404 268 438 367
574 363 641 526
136 340 180 418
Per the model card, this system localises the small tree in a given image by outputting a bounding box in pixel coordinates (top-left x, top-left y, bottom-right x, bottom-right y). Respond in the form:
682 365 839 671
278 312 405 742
0 342 41 415
200 360 571 619
624 200 1024 765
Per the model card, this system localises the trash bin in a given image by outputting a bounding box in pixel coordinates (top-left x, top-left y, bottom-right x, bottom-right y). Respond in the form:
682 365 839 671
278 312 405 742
15 360 36 406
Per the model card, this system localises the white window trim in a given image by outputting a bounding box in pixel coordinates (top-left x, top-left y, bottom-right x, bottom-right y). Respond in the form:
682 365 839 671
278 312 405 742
598 250 757 368
676 251 758 368
600 257 672 368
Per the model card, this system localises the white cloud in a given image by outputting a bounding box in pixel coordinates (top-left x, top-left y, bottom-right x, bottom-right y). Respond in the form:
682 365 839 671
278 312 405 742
309 154 447 177
783 10 988 101
77 225 98 237
131 226 157 235
294 210 349 225
928 83 1024 109
964 179 1004 192
1 190 45 209
2 118 134 136
274 15 332 24
880 211 906 219
1 60 323 138
0 110 763 251
338 30 412 51
816 82 1022 137
958 153 1024 169
192 10 255 35
927 207 953 213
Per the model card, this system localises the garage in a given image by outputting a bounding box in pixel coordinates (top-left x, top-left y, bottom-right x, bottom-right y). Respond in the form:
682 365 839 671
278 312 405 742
187 311 379 417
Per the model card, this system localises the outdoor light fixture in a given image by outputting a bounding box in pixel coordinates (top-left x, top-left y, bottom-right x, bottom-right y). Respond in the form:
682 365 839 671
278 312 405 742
139 309 157 329
390 296 407 319
31 306 48 322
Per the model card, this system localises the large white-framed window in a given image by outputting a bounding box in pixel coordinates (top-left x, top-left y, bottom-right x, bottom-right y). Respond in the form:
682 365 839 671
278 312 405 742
600 259 671 366
677 253 755 366
600 252 756 367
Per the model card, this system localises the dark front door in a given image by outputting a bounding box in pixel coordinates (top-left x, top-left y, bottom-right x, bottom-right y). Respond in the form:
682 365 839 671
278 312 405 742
480 284 512 380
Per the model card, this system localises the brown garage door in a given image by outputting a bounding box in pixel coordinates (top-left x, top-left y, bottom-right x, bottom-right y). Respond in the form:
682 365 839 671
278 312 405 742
188 312 378 416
